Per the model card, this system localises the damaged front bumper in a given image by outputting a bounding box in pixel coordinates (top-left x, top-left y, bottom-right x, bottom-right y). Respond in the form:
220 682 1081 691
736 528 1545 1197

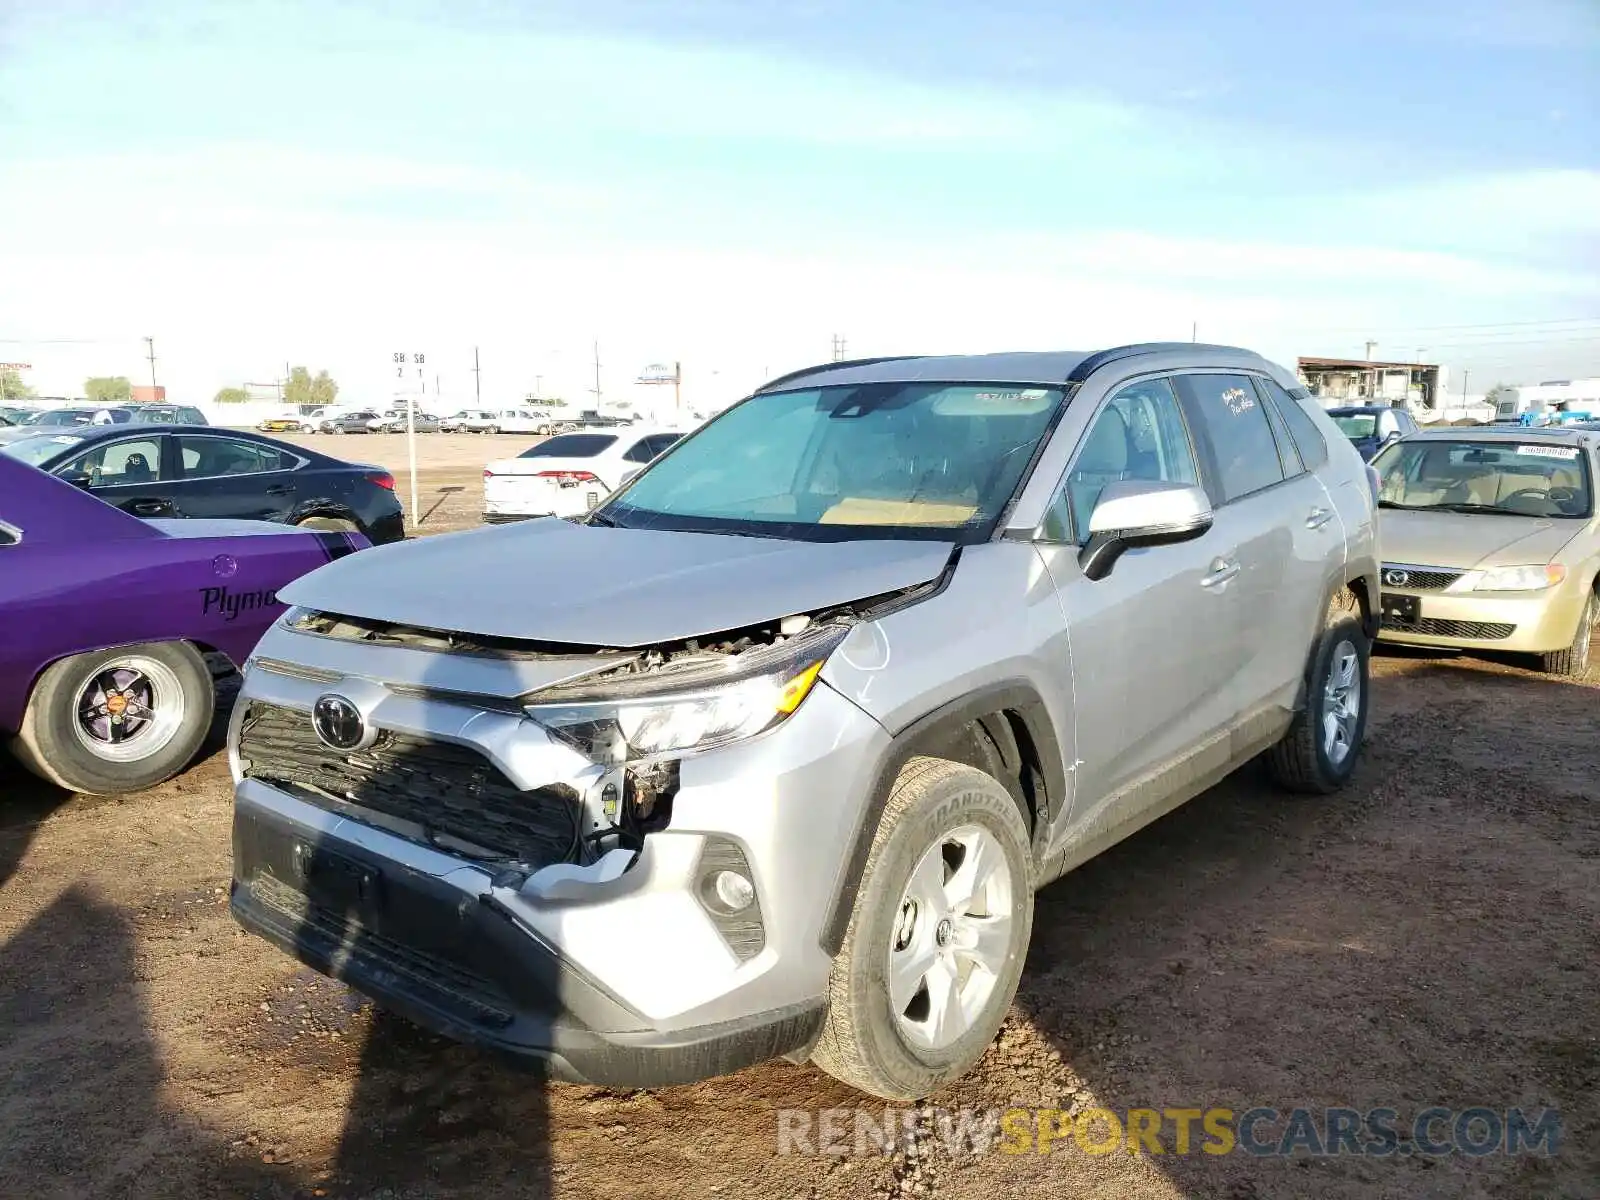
226 618 891 1086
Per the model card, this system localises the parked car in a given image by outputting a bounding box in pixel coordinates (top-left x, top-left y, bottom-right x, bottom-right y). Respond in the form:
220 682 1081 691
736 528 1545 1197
482 428 686 521
0 454 370 794
1326 405 1419 461
320 410 381 434
257 413 308 433
368 410 441 433
0 407 99 444
99 403 208 426
440 409 504 433
0 425 406 545
0 405 39 425
226 343 1378 1098
1371 426 1598 676
490 408 562 435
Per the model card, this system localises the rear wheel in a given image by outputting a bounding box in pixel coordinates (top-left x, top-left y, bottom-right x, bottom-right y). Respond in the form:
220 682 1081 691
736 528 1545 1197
810 758 1034 1100
486 425 500 435
1267 592 1370 793
10 642 215 795
1539 592 1595 678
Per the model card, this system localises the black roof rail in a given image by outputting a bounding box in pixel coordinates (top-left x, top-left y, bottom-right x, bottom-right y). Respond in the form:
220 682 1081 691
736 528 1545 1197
1065 341 1261 383
753 355 926 393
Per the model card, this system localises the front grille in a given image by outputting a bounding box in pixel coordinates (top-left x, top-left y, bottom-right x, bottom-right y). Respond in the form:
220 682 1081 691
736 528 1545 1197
1383 616 1516 640
237 701 582 867
1381 564 1463 591
249 873 513 1027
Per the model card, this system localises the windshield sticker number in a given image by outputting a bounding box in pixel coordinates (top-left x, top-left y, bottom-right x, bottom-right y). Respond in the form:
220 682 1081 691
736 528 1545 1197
1516 444 1580 460
1220 387 1256 415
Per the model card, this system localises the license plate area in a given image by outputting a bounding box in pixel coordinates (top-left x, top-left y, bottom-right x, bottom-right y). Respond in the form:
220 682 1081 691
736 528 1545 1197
290 842 382 917
1380 592 1420 626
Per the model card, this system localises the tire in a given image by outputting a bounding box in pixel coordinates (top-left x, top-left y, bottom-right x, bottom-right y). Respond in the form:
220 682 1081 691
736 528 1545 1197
487 425 500 435
1266 592 1371 793
810 758 1035 1100
10 641 215 795
294 514 360 534
1539 592 1595 678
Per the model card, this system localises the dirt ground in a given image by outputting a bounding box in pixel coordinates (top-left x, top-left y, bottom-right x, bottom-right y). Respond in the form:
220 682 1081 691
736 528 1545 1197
2 434 1596 1199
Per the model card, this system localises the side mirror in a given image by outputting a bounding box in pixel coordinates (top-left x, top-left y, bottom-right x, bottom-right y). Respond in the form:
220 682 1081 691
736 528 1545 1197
1078 480 1213 581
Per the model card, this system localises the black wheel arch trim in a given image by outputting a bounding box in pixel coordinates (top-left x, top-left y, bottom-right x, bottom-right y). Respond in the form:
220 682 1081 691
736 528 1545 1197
819 680 1068 957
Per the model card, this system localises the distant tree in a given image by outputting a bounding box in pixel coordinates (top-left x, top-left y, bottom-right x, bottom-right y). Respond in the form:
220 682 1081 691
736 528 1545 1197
84 375 133 403
283 366 338 409
213 386 250 405
0 367 35 400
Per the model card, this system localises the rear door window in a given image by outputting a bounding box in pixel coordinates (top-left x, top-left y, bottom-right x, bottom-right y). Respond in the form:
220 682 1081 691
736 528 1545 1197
179 436 291 477
1178 374 1288 504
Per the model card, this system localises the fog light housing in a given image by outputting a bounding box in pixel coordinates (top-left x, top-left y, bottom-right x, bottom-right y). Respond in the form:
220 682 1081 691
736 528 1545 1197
696 838 765 961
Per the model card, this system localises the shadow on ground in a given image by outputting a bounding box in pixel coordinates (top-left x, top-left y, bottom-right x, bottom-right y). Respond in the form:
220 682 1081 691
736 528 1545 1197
1002 655 1598 1198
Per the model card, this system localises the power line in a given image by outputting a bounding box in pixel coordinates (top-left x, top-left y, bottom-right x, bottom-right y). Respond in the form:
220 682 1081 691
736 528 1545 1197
1289 315 1600 335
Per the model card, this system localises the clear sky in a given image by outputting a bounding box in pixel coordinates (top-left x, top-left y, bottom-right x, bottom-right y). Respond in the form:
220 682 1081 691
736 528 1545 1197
1 0 1596 408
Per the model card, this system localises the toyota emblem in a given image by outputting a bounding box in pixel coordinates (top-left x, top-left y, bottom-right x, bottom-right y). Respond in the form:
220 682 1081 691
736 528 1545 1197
1383 569 1409 588
312 694 371 751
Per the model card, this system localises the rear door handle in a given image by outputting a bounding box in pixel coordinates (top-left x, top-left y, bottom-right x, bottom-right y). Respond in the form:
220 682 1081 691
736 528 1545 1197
1201 557 1240 588
265 483 296 496
128 499 170 516
1306 506 1335 529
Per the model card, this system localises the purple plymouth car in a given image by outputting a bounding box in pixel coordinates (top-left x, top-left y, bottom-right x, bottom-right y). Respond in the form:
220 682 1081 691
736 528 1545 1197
1 455 371 795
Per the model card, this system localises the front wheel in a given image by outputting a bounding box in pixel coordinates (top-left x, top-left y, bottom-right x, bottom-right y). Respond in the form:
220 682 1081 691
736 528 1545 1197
1539 592 1595 678
810 758 1034 1100
10 642 215 795
1266 598 1370 793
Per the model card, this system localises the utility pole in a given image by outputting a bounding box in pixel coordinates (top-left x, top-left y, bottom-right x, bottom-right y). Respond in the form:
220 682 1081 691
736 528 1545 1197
1191 321 1197 343
591 340 603 405
673 361 681 410
144 336 158 391
1462 369 1469 405
472 346 481 405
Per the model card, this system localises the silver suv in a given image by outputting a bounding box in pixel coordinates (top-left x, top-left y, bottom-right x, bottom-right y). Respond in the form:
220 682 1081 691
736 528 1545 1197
227 343 1379 1100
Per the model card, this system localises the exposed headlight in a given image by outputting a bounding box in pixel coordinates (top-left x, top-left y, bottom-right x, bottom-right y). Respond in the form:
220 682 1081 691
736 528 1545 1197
1458 564 1567 592
524 624 848 763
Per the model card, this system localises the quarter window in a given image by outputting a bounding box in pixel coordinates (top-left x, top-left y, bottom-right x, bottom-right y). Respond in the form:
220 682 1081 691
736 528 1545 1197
1181 374 1287 503
1259 379 1329 470
1045 377 1198 543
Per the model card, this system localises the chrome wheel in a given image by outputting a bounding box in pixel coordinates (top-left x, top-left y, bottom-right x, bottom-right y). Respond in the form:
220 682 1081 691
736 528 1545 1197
1322 638 1361 766
887 824 1014 1052
71 656 187 763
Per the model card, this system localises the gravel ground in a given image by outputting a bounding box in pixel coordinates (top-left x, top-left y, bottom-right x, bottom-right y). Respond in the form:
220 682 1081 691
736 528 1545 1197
1 437 1596 1199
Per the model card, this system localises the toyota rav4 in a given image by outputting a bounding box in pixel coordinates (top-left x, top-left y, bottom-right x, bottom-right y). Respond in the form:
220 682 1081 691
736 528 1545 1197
227 343 1380 1100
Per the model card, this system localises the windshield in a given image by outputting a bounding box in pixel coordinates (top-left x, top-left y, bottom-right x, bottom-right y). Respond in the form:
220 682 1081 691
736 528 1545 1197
598 381 1067 541
1372 439 1592 518
0 433 87 466
522 433 617 458
1331 413 1378 438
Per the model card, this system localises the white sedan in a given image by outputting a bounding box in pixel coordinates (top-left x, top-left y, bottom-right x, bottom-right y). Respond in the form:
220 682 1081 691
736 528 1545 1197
482 427 685 522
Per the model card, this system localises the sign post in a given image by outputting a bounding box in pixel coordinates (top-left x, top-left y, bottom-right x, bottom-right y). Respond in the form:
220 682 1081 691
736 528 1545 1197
635 361 682 415
393 351 424 532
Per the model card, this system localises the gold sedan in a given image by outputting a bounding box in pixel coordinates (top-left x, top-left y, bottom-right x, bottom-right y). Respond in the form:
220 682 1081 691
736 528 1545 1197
1372 426 1599 676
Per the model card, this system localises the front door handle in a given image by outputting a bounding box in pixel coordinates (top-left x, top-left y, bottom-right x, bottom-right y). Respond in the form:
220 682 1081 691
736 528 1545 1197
128 499 171 517
1201 557 1240 588
1306 506 1335 530
264 483 296 496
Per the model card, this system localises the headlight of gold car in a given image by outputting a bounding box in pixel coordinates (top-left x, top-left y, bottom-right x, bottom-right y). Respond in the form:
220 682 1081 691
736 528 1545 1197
1457 564 1567 592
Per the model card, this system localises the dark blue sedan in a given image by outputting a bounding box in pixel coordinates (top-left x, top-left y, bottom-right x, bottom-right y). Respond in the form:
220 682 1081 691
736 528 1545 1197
1326 405 1420 461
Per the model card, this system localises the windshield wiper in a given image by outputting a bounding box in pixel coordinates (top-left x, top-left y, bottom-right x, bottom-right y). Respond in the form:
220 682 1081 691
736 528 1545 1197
582 511 622 528
1431 502 1519 515
1377 499 1424 510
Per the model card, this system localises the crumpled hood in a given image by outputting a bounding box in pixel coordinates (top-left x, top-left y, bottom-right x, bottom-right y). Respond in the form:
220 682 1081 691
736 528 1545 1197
1381 509 1581 569
278 517 954 647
